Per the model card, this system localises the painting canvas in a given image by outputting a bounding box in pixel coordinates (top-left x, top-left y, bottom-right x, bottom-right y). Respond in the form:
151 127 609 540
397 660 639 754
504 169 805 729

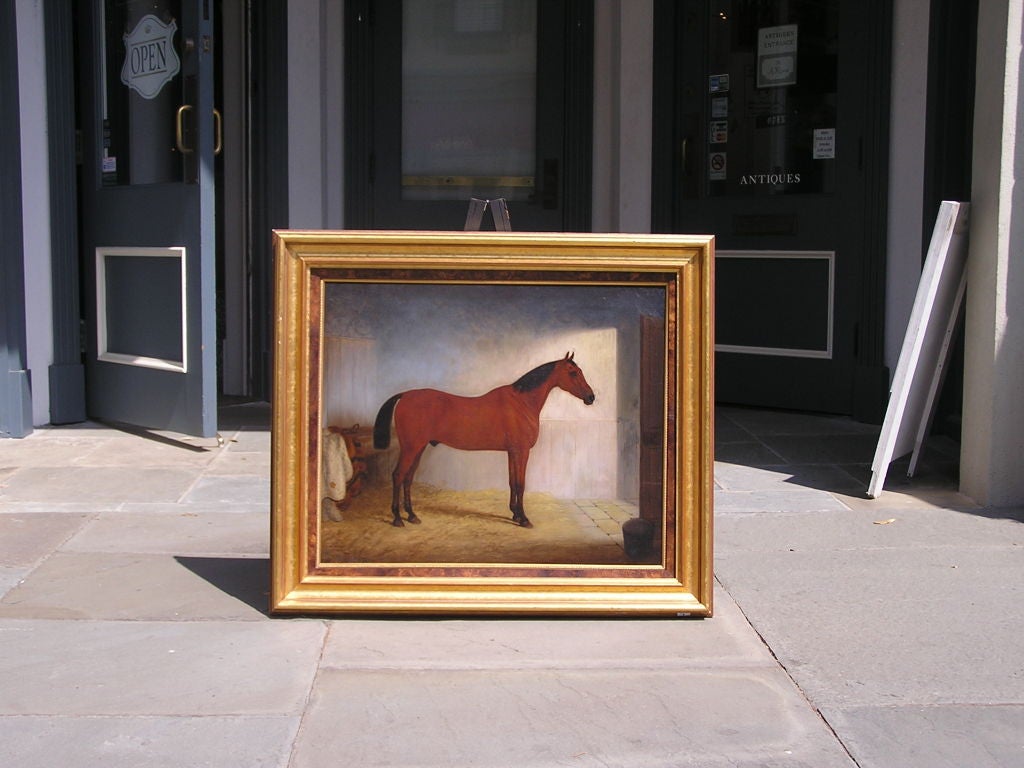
271 231 714 616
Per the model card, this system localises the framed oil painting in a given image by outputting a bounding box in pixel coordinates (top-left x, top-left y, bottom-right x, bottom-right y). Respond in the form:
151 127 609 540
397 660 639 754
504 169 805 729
270 231 714 616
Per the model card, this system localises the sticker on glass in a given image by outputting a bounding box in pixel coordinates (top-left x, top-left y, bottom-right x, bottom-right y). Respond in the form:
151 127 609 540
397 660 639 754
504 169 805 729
813 128 836 159
709 152 727 181
710 121 728 144
121 15 181 100
709 74 730 93
757 25 797 88
711 97 729 119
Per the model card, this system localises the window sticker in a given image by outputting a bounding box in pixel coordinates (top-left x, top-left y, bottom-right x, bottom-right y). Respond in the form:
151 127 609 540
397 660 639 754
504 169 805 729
709 152 727 181
709 121 728 144
711 97 728 119
709 74 730 93
813 128 836 159
757 25 797 88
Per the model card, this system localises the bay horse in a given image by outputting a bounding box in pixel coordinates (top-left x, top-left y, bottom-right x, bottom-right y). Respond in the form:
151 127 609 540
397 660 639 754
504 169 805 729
373 352 595 528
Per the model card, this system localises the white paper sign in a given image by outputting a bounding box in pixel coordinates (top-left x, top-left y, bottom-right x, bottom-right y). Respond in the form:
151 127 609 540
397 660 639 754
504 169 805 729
813 128 836 159
757 25 798 88
121 15 181 100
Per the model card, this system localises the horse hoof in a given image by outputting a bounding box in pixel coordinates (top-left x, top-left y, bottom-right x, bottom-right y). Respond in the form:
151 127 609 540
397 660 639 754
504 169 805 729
408 516 421 525
392 518 405 527
517 518 533 528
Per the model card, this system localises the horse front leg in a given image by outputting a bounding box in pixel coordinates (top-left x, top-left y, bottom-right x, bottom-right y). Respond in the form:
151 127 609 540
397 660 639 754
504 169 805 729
507 450 532 528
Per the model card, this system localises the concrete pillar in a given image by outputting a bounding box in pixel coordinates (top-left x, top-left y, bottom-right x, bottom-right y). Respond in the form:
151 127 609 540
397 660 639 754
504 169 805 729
960 0 1024 505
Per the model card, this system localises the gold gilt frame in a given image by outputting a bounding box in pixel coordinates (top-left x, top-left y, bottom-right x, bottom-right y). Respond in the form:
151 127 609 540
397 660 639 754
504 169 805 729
271 231 714 616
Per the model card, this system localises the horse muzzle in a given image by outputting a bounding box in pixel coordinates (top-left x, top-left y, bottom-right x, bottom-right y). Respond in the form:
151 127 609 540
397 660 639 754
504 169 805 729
583 393 595 405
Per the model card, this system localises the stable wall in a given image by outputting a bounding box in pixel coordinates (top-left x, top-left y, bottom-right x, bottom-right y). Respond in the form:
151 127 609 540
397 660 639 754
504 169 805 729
321 283 662 502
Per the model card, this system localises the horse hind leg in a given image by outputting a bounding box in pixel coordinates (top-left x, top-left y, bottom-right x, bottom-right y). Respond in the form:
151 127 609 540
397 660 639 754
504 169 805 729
391 444 426 526
389 465 404 527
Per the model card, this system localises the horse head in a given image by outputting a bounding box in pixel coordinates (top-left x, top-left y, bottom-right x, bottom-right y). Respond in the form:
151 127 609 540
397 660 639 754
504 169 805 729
557 351 595 405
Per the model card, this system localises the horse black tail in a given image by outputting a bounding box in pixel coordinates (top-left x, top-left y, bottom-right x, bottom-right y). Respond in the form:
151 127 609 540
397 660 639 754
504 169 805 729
373 393 403 449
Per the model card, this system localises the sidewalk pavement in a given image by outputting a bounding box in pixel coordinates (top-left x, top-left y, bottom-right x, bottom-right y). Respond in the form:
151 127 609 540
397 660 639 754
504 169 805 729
0 402 1020 767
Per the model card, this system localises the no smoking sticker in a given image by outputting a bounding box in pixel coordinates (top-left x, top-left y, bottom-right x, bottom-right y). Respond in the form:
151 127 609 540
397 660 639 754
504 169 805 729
709 152 727 181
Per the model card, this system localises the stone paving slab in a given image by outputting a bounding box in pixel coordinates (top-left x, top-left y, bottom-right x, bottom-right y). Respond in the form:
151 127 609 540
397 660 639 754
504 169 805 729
62 510 269 555
755 434 882 465
0 715 299 768
714 487 850 514
714 441 787 467
0 552 270 620
320 586 769 671
0 619 325 715
716 506 1024 552
716 546 1024 708
183 476 271 505
0 435 112 466
0 513 92 565
222 428 272 452
0 566 28 597
68 436 222 468
291 666 855 768
714 461 864 492
718 407 880 436
205 449 272 475
0 467 199 504
833 487 982 512
820 704 1024 768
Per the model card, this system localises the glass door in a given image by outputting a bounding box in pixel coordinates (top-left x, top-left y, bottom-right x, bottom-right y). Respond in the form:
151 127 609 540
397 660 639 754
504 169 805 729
655 0 890 416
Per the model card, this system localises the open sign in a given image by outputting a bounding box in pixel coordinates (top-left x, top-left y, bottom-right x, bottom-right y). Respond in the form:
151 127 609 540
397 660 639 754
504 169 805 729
121 15 181 99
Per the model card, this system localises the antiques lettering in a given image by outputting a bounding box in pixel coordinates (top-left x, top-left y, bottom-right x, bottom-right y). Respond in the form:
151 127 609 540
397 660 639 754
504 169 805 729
739 172 801 185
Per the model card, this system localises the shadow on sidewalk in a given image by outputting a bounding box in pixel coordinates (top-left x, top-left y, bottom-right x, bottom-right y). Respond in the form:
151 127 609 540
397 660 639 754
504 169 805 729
175 556 272 615
715 405 968 506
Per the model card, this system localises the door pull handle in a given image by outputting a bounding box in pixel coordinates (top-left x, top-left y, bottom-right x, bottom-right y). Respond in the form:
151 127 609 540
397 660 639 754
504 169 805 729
175 105 194 154
176 106 222 156
213 108 222 156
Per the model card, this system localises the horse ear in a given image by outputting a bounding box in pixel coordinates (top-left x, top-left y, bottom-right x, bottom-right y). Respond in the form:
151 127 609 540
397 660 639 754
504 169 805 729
565 350 574 361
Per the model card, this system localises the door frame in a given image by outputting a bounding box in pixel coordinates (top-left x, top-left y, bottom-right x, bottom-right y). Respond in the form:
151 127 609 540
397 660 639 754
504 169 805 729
0 0 30 437
651 0 892 419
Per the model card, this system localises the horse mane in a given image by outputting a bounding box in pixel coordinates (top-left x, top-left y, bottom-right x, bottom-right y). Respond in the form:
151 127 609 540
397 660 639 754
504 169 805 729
512 360 558 393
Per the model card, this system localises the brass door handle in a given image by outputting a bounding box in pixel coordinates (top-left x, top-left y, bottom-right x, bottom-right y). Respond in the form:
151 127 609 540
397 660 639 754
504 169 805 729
213 108 222 156
176 105 222 156
176 104 193 154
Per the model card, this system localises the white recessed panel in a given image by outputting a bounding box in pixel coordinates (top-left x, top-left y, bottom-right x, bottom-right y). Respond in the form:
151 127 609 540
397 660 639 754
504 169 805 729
96 246 188 373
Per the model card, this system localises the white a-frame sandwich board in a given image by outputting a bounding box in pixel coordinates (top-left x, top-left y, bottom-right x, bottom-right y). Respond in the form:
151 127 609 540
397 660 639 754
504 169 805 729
868 201 969 498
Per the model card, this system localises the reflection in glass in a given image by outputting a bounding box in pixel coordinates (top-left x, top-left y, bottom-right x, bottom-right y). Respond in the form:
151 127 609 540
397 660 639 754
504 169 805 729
402 0 537 202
